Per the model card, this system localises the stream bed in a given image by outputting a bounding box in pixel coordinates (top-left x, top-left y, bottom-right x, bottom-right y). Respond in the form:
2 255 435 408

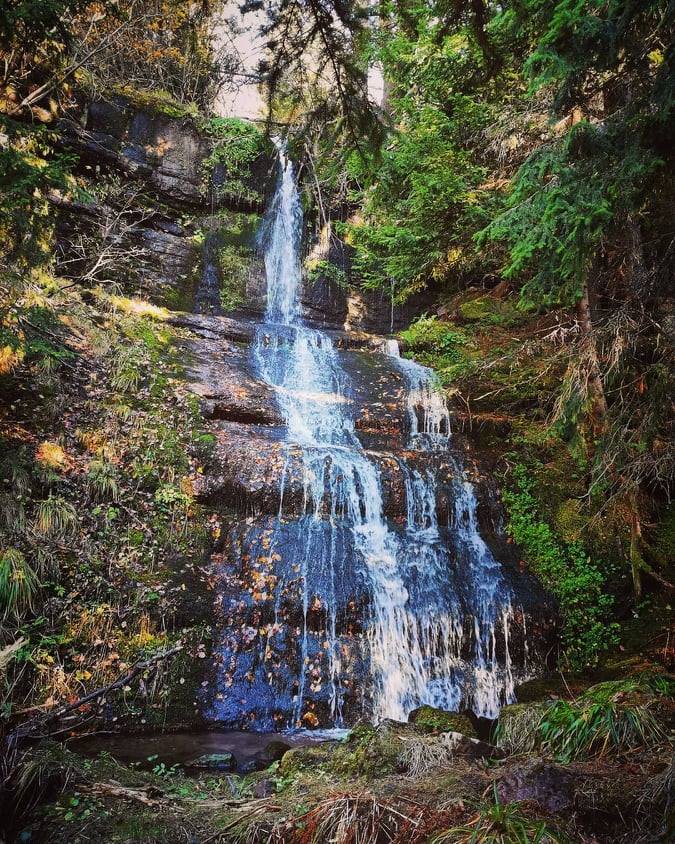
69 729 346 774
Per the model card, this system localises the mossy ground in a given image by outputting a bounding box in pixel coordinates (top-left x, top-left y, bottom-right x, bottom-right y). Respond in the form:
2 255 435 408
15 688 673 844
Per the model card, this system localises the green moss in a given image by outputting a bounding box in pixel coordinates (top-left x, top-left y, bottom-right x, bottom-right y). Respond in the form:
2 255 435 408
407 705 477 737
458 296 524 326
330 724 402 779
112 85 200 120
553 498 586 542
502 462 619 668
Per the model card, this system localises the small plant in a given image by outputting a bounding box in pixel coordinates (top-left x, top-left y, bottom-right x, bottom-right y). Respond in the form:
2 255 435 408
0 548 39 620
432 788 563 843
87 459 120 502
33 496 78 539
111 346 142 393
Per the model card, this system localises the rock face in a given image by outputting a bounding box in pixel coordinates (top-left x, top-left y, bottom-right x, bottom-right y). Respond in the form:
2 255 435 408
56 111 556 732
53 94 274 310
174 306 557 731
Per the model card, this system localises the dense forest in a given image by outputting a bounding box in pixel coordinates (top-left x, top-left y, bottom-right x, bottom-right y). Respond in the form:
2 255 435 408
0 1 673 842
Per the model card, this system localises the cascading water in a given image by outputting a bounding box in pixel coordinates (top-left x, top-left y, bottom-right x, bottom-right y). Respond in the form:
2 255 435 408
206 142 533 730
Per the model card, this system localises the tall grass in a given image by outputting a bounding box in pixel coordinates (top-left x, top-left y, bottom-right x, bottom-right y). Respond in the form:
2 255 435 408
0 548 39 620
496 693 666 762
538 699 666 762
431 789 563 843
33 495 78 539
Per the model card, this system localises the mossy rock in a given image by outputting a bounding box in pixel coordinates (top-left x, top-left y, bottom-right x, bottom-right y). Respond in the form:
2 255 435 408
408 705 477 737
186 752 237 772
330 723 403 779
458 296 523 327
515 676 589 702
278 743 335 776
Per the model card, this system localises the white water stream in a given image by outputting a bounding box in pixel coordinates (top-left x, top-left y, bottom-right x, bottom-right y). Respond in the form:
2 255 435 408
252 141 515 722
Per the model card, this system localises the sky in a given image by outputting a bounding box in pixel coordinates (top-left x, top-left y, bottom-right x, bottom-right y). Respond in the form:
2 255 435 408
213 4 266 119
212 3 384 120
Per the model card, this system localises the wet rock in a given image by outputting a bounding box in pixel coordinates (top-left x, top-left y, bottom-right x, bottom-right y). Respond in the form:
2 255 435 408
249 739 293 770
194 425 305 512
252 778 276 798
186 752 237 772
408 705 477 738
437 731 504 760
263 739 293 762
497 759 575 813
182 333 283 427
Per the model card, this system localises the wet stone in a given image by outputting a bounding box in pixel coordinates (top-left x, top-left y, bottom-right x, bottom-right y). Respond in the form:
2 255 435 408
185 752 237 772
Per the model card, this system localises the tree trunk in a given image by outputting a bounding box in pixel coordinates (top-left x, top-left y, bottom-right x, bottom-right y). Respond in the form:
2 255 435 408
576 282 608 432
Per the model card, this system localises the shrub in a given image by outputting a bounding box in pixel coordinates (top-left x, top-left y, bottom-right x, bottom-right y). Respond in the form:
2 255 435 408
502 463 619 668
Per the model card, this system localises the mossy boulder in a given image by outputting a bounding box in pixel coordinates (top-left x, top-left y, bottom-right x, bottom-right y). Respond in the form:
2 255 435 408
278 743 336 776
330 723 404 779
514 676 588 702
408 705 477 737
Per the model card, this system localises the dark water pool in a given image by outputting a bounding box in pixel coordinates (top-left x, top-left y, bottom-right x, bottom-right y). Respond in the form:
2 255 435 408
68 729 348 774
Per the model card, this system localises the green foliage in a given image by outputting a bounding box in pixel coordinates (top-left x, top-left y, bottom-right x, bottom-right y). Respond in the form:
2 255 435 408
477 124 660 308
306 259 348 288
218 243 250 312
502 463 618 667
0 120 75 268
203 119 271 204
347 100 491 299
0 548 39 620
400 314 473 384
432 786 563 843
538 696 665 762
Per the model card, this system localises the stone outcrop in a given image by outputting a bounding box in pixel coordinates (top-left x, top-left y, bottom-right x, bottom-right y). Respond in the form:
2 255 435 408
52 94 274 310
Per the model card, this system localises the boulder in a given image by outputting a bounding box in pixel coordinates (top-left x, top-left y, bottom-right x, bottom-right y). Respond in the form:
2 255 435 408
185 752 237 772
408 705 477 738
250 739 292 770
437 731 504 761
497 759 576 813
263 739 293 763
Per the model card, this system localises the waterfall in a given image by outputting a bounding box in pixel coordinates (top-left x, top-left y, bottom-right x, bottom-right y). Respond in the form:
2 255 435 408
210 141 520 728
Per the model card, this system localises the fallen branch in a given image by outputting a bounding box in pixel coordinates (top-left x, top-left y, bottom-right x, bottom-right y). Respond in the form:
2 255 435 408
5 644 183 751
79 781 170 808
